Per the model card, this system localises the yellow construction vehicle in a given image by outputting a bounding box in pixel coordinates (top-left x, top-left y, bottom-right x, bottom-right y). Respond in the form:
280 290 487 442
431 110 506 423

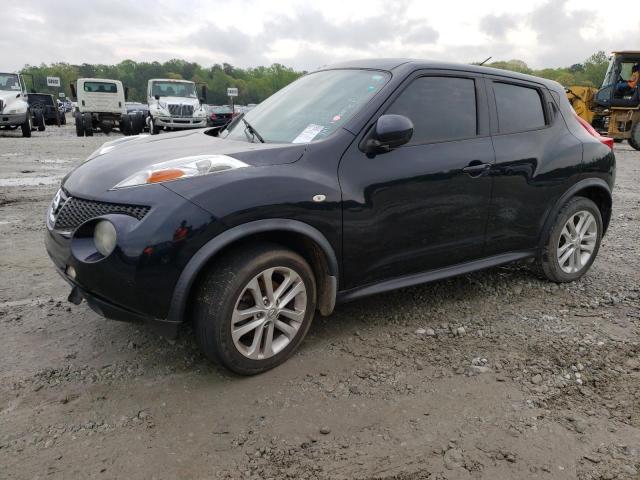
566 51 640 150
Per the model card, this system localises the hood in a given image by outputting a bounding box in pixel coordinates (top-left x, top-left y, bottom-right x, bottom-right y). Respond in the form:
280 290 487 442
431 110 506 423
0 91 26 109
157 96 200 107
62 129 306 196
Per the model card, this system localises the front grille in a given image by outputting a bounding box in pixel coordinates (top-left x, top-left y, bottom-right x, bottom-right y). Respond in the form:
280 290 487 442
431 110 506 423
53 196 150 231
168 104 194 117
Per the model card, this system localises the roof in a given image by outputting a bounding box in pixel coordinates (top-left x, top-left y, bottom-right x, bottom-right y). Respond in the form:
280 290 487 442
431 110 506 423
317 58 562 90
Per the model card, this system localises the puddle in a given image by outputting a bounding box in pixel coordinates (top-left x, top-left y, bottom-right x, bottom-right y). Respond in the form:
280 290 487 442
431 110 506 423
0 176 62 187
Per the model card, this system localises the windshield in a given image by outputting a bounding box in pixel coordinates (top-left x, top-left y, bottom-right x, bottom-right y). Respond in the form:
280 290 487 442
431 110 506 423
221 69 390 143
0 73 21 91
151 81 197 98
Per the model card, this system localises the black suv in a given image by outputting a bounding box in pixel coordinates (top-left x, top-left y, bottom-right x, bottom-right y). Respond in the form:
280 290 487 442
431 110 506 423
46 59 615 374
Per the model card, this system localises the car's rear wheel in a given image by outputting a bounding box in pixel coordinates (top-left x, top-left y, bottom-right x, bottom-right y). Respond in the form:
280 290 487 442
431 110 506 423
537 197 602 282
35 110 45 131
193 244 317 375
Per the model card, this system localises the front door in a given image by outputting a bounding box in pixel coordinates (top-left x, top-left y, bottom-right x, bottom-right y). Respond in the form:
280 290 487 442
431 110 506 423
339 73 495 289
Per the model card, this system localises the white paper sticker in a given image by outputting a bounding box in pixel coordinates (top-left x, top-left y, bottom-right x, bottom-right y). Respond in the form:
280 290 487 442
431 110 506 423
292 123 324 143
10 85 20 90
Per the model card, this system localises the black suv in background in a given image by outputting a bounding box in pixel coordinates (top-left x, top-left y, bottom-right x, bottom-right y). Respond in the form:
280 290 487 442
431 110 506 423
46 59 615 374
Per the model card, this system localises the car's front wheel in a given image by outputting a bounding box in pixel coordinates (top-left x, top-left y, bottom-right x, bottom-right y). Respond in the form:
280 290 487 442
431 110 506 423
193 244 317 375
538 197 602 282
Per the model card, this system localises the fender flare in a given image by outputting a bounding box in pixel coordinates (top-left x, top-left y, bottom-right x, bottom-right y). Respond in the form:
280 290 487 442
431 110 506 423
167 219 339 323
538 177 612 248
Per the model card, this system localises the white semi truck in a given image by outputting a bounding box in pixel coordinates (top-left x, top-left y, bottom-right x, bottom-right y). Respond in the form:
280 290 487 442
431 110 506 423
70 78 143 136
147 79 208 134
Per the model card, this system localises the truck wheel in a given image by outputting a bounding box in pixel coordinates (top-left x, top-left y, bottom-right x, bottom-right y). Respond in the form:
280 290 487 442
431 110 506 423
149 117 160 135
133 113 144 135
74 112 85 137
629 122 640 151
121 115 132 136
21 113 32 137
83 113 93 136
35 111 45 131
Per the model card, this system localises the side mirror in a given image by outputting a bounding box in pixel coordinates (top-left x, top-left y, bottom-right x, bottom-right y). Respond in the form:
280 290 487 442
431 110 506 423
154 94 160 101
201 85 208 101
360 114 413 156
70 83 77 100
124 87 129 101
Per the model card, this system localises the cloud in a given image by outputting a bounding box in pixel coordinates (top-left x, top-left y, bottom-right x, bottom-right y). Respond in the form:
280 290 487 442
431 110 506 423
479 13 519 39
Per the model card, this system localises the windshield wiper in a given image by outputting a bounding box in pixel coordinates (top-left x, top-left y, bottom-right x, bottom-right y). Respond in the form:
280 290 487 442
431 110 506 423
242 117 265 143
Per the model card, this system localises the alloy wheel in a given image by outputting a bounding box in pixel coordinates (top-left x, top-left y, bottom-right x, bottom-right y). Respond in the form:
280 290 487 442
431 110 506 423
231 267 307 360
556 210 598 274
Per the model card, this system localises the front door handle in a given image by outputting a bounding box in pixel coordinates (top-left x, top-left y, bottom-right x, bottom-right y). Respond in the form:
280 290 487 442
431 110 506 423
462 162 491 177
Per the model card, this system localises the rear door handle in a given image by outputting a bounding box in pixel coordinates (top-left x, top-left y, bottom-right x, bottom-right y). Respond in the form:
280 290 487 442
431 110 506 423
462 162 491 177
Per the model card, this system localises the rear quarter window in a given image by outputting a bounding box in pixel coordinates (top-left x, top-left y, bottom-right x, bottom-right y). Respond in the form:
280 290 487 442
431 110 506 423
493 82 546 134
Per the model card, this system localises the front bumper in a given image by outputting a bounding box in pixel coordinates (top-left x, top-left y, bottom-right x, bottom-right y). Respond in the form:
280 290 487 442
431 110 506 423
0 112 27 126
153 116 207 129
44 184 218 327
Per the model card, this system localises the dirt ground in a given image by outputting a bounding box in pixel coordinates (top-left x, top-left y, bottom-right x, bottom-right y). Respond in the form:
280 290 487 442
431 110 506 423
1 121 639 480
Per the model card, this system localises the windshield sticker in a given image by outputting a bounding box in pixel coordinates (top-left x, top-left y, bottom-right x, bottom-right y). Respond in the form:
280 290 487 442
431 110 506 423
10 85 20 90
292 123 325 143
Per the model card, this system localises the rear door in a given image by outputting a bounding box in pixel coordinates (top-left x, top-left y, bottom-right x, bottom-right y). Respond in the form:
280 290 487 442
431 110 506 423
484 77 583 255
339 71 495 289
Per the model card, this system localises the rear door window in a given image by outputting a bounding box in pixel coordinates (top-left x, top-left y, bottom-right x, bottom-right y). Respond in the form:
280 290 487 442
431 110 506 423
493 82 546 134
386 76 477 144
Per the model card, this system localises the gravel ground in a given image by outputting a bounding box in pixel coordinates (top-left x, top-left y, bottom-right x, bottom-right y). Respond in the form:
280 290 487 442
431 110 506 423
1 121 639 480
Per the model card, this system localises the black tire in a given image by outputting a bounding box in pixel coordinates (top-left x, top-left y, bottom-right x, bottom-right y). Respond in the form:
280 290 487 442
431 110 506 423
629 121 640 151
35 110 45 131
21 113 32 137
133 112 145 135
83 113 93 136
120 115 132 135
149 116 160 135
193 243 317 375
537 197 603 283
74 112 84 137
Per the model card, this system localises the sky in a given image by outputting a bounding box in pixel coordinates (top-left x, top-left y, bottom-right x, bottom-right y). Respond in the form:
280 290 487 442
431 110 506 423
2 0 638 72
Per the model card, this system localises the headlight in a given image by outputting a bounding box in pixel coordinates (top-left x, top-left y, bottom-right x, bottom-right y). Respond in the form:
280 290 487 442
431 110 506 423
94 221 117 257
112 155 249 189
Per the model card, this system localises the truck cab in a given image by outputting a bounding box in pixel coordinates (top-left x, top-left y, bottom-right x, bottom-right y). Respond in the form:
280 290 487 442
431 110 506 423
0 72 33 137
146 78 208 134
71 78 141 136
594 51 640 108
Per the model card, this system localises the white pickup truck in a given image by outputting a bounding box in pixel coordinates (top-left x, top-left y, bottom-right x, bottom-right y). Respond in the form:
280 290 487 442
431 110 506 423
0 72 34 137
147 79 208 134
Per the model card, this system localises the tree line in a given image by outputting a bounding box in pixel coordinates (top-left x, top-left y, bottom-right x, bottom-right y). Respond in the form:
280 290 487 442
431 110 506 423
21 59 303 105
21 51 609 105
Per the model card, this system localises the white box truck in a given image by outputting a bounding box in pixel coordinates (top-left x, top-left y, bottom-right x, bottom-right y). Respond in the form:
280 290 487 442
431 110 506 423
0 72 37 137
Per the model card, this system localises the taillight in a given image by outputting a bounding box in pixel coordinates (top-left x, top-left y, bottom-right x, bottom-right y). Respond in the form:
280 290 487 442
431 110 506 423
574 113 614 150
210 113 217 119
